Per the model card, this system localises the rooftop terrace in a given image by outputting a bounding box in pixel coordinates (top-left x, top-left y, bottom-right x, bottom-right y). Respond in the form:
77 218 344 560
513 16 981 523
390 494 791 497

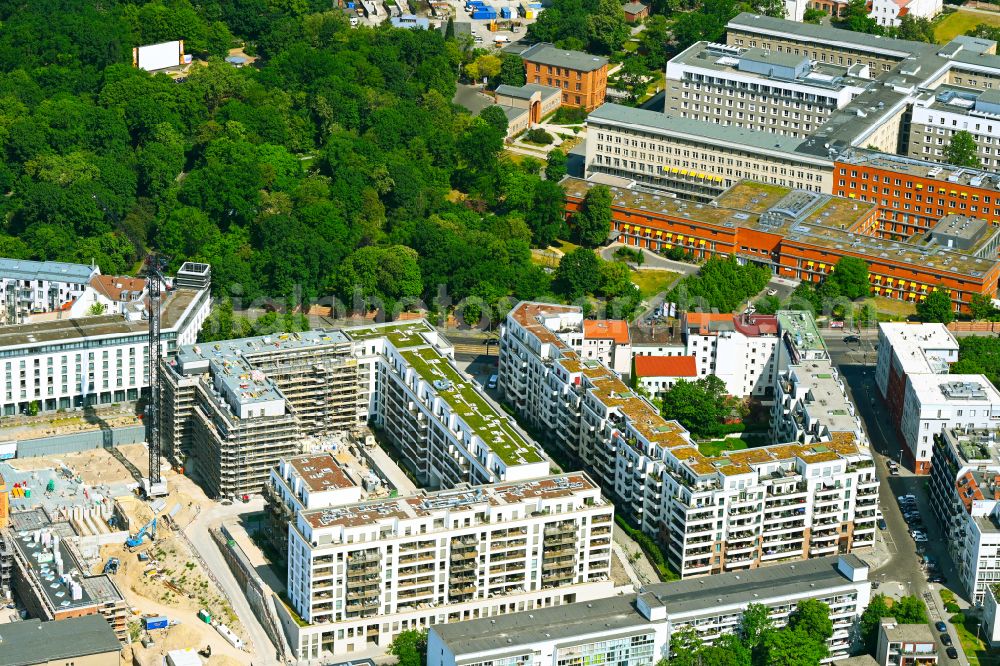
345 320 437 349
287 453 356 493
509 302 865 480
302 473 598 530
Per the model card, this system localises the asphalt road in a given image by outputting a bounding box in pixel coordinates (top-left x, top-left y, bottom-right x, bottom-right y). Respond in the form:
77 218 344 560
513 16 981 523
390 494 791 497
824 329 967 664
598 242 700 275
185 498 281 666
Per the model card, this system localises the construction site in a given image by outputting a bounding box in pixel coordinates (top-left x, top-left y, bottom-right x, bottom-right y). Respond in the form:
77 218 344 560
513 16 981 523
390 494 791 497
0 444 250 666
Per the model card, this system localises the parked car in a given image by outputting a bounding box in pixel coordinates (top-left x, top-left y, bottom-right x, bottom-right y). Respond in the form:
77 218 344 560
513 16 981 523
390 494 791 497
878 518 887 530
935 621 948 633
941 634 952 647
914 533 929 543
947 647 959 659
844 334 861 343
929 574 946 584
766 288 778 296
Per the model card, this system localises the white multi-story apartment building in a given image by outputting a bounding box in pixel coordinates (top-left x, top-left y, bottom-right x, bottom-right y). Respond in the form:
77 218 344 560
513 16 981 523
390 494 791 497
929 426 1000 605
0 259 100 325
282 473 614 661
682 312 780 397
265 453 367 552
772 311 866 447
901 376 1000 469
429 554 871 666
873 322 988 474
665 42 869 139
501 302 878 578
0 262 210 417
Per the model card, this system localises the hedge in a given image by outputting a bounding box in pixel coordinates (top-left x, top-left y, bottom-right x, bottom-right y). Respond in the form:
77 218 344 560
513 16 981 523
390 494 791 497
615 514 679 581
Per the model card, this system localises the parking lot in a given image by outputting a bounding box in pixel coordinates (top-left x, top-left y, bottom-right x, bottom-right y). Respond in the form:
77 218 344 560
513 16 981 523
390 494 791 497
352 0 540 48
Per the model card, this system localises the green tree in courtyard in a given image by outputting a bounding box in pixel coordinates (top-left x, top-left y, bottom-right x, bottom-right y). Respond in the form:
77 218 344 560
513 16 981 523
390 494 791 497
571 185 613 247
916 287 955 324
946 130 981 168
388 630 427 666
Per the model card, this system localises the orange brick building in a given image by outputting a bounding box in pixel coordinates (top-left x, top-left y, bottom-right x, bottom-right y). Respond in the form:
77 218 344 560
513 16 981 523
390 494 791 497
834 150 1000 242
563 177 1000 314
520 43 608 112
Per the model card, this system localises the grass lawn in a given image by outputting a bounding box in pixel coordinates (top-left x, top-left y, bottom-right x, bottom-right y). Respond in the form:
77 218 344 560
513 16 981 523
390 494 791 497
622 40 640 52
873 296 916 321
934 10 1000 43
530 248 561 268
631 269 681 298
698 438 749 457
950 612 1000 666
553 239 581 254
638 71 666 105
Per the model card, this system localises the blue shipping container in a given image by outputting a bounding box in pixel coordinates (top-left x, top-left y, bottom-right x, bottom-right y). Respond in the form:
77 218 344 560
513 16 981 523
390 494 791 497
466 1 485 7
144 616 169 630
472 8 496 18
501 7 512 17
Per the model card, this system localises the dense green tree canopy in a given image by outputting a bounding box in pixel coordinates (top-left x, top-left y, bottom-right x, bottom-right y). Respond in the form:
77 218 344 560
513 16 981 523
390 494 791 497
953 336 1000 388
660 375 741 438
668 257 771 313
571 185 613 247
0 0 565 321
826 256 870 300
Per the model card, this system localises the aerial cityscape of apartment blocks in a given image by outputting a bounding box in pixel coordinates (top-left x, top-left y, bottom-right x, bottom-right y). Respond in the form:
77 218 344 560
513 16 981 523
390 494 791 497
500 302 878 577
164 320 547 498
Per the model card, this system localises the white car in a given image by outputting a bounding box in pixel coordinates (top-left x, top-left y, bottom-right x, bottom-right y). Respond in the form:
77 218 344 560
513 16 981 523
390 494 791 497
766 288 778 296
912 531 928 542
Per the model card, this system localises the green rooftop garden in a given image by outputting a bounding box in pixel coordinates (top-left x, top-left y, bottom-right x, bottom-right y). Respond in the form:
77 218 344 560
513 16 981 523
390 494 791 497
348 321 434 349
400 347 543 466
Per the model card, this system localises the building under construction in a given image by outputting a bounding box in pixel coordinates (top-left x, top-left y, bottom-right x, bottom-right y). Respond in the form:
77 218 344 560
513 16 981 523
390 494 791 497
164 320 546 499
161 330 365 498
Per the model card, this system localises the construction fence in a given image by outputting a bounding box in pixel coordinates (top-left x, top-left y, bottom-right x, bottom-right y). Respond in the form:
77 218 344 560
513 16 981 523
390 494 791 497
210 524 293 662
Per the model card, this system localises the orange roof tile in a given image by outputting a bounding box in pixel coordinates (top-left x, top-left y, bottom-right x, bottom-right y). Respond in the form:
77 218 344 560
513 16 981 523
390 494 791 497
634 355 697 378
584 319 630 344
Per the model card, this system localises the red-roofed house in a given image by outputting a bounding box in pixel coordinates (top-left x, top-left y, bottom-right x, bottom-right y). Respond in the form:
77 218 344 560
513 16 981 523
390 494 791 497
582 319 632 376
869 0 941 27
634 355 697 396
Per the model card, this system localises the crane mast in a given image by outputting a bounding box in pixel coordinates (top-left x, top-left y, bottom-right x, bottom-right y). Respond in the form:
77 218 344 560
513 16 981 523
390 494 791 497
143 255 168 498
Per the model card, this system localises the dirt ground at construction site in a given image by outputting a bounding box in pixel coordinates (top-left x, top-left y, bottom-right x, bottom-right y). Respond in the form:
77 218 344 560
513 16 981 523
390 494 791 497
12 444 250 664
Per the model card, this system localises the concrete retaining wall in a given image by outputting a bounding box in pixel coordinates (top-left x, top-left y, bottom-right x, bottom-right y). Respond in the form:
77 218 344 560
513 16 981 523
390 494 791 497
9 425 145 458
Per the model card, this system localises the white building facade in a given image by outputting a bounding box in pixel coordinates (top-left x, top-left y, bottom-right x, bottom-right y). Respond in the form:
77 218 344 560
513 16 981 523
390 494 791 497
283 473 615 660
0 263 210 416
0 259 100 326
